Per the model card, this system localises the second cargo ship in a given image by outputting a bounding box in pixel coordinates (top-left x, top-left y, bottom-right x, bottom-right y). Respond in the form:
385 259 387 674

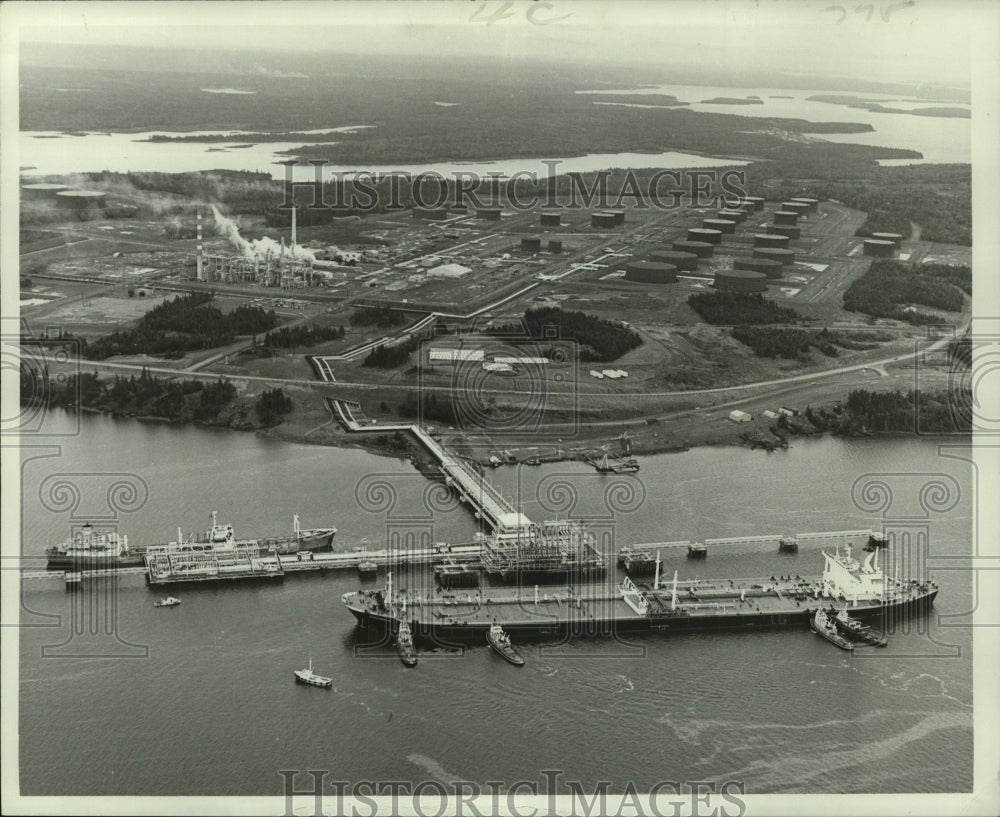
45 511 336 570
342 543 938 641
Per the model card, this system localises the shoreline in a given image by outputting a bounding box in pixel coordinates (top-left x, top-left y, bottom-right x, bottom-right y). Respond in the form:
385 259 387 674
51 403 966 463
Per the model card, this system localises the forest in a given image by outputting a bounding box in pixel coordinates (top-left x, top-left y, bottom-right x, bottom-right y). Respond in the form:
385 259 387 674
261 324 345 349
84 293 277 360
687 292 801 325
842 260 969 323
491 307 642 363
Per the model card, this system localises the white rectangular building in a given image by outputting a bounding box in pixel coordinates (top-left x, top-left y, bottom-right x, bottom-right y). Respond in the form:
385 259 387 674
729 410 752 423
428 348 485 363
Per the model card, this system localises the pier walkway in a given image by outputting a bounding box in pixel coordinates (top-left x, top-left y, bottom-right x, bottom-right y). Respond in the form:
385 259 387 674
327 398 531 534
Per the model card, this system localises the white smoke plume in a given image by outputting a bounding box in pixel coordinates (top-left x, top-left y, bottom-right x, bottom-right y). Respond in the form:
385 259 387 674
210 205 315 262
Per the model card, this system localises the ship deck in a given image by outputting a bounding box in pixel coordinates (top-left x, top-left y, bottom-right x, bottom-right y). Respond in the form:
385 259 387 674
346 573 935 631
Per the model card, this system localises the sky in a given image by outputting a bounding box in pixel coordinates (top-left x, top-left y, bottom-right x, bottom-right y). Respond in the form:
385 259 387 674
8 0 982 88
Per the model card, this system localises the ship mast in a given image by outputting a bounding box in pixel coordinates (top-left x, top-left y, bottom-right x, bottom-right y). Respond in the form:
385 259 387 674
653 550 661 590
671 570 678 611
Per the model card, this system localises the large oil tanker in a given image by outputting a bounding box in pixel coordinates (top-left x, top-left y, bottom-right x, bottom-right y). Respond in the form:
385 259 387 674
45 512 336 570
342 543 938 641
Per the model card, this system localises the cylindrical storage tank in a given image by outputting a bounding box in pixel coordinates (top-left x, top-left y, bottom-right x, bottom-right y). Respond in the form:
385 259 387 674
772 210 799 226
734 258 784 279
713 270 768 292
624 261 677 284
789 197 819 211
56 190 107 209
703 218 736 234
521 237 542 252
476 207 502 220
718 209 745 223
871 232 903 248
753 248 796 265
754 233 789 249
608 209 626 225
766 224 801 239
649 250 698 271
449 203 469 213
782 202 811 218
21 182 69 200
742 196 765 211
687 227 722 245
591 212 617 228
672 239 714 258
548 240 563 254
863 239 895 257
540 212 562 227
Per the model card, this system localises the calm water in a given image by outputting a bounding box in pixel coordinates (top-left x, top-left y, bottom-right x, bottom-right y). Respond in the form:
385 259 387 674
578 83 970 165
20 83 968 179
18 413 974 795
19 131 747 179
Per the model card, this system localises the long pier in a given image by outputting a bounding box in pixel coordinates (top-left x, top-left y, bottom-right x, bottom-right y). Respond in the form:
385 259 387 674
327 398 531 534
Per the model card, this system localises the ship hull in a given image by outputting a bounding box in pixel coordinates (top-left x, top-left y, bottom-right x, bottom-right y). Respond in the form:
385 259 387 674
45 528 335 570
346 589 937 645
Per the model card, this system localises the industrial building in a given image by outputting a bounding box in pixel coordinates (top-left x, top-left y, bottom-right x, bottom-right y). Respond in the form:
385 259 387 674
649 250 698 271
863 239 896 257
428 348 485 363
702 218 736 234
672 239 714 258
766 224 801 239
752 248 796 265
624 261 677 284
427 263 472 278
729 410 752 423
754 233 790 249
56 190 107 209
521 237 542 253
687 227 722 245
713 270 768 292
772 211 798 226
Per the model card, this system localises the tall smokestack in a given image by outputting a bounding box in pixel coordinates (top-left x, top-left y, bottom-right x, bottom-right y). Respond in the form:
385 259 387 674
291 205 297 251
196 211 204 281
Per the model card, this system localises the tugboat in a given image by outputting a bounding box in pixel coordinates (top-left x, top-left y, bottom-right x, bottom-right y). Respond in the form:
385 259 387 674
396 621 418 668
294 656 333 688
810 609 854 651
833 609 887 646
687 543 708 559
486 622 525 666
153 596 181 608
778 536 799 553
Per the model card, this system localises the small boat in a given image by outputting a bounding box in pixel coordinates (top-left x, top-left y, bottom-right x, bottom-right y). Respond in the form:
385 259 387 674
396 621 418 667
778 537 799 553
153 597 181 607
834 609 887 647
294 656 333 688
810 609 854 651
357 560 378 578
486 622 524 666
